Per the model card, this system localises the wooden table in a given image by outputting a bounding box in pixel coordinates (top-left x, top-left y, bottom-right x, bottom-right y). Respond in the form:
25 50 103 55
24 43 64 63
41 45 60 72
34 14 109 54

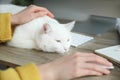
0 21 120 80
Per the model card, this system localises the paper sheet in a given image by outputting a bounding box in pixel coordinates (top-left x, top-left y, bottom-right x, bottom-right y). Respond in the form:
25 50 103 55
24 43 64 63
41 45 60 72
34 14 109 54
71 32 94 47
95 45 120 62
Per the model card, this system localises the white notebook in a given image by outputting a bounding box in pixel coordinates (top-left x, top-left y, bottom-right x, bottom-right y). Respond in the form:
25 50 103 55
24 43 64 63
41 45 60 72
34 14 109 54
71 32 94 47
95 45 120 63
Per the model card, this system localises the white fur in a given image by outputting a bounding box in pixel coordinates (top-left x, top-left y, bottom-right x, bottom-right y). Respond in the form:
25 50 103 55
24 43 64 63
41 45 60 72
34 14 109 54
0 4 75 54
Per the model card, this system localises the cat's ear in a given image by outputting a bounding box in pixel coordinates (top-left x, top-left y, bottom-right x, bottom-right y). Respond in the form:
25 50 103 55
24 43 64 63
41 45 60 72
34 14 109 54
64 21 76 31
41 23 52 34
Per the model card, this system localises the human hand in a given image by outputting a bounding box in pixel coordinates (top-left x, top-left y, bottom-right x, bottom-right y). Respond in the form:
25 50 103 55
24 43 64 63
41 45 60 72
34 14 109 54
38 52 113 80
11 5 54 26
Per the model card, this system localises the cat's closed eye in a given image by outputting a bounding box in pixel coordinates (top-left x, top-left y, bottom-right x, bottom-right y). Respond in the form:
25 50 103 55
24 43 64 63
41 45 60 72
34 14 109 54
56 40 61 43
67 39 70 42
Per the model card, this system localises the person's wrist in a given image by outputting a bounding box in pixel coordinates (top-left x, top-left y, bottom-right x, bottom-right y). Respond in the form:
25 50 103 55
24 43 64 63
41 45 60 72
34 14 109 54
37 63 57 80
11 14 19 26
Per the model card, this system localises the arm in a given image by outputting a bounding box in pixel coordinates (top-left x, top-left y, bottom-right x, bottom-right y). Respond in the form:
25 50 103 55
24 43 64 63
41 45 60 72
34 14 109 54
0 52 112 80
11 5 54 26
0 5 54 42
38 52 113 80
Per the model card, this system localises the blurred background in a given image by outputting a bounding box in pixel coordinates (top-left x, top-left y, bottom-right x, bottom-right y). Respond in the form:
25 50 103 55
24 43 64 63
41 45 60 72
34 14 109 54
0 0 120 20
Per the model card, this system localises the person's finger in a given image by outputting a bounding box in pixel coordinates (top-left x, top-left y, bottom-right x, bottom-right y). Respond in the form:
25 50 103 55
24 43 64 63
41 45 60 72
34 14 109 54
82 63 111 75
30 5 54 18
82 69 103 76
85 57 112 66
39 9 54 18
46 11 54 18
73 69 102 78
70 52 112 66
82 54 112 66
33 11 48 18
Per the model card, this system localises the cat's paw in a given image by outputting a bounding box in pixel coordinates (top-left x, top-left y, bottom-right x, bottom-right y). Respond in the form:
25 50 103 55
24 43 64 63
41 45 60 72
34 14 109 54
56 50 71 55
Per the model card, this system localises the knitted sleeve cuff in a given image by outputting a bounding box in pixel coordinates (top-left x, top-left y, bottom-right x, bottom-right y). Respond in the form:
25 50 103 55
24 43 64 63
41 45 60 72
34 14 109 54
16 63 41 80
0 68 21 80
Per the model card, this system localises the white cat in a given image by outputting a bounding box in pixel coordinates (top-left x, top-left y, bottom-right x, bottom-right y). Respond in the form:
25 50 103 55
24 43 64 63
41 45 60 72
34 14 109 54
0 4 75 54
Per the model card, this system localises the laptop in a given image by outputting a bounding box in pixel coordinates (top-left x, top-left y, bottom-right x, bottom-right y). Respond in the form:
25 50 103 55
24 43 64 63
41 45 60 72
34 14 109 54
72 15 116 35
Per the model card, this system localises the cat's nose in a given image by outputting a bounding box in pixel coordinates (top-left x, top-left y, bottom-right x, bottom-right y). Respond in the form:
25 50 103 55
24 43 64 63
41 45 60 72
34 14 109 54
64 48 67 52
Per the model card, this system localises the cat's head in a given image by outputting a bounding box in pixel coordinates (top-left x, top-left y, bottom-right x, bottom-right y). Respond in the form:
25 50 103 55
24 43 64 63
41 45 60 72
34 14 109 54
36 20 75 54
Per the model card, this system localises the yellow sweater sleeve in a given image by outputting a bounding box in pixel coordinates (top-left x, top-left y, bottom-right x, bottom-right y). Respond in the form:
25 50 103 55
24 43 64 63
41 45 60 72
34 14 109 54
0 63 41 80
0 13 12 42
